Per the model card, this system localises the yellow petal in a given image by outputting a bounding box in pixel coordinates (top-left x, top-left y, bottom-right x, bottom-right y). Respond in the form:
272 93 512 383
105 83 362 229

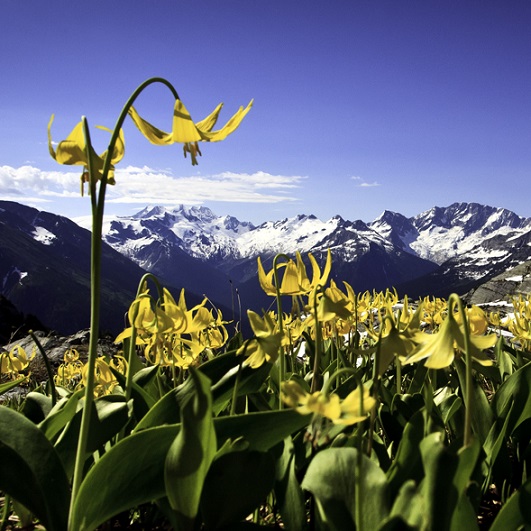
257 256 276 296
48 117 87 166
128 105 173 145
195 103 223 132
205 100 254 142
96 125 125 165
172 99 204 143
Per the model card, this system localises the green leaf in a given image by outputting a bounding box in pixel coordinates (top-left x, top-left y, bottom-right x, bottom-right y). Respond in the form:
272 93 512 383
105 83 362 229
71 425 178 530
492 360 531 435
455 359 493 444
0 376 26 395
214 408 311 452
0 406 70 531
200 448 276 529
164 369 216 529
274 437 306 530
490 477 531 531
38 388 85 441
301 447 389 530
386 411 425 497
134 386 181 432
418 432 480 531
21 391 53 423
54 394 130 478
385 480 425 529
70 408 310 530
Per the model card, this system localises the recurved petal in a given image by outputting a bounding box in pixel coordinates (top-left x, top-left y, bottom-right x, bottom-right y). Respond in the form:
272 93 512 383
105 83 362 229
128 106 173 145
200 100 254 142
48 118 87 166
195 103 223 132
257 256 276 296
96 125 125 165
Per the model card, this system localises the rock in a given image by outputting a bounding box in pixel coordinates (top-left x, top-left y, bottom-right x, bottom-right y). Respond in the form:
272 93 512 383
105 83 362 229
466 261 531 305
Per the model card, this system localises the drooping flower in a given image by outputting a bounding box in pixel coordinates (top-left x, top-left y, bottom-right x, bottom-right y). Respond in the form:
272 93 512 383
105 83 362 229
47 117 125 194
405 306 496 369
128 98 253 165
257 250 332 297
0 345 35 380
237 310 283 368
281 380 375 425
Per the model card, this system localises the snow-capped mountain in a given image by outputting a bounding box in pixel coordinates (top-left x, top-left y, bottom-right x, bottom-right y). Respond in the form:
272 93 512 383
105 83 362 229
3 199 531 336
370 202 531 265
97 206 438 298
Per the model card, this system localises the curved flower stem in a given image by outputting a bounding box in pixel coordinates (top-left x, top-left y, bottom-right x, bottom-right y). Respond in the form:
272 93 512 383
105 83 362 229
69 78 181 522
29 330 57 406
451 294 474 448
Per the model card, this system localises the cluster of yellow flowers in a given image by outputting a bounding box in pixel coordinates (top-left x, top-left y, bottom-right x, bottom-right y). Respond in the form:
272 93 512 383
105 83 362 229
115 288 229 370
239 251 500 376
54 348 127 397
501 294 531 349
0 345 34 381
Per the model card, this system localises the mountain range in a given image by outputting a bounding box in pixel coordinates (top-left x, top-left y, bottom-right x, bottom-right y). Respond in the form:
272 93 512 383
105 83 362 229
2 200 531 336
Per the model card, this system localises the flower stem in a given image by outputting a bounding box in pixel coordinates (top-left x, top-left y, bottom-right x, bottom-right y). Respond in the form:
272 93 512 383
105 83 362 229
452 294 473 448
69 78 181 524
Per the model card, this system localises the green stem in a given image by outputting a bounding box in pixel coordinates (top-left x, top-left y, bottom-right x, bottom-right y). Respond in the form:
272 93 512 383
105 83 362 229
452 294 473 448
272 254 288 409
310 286 324 393
230 359 244 416
69 78 181 524
29 330 57 406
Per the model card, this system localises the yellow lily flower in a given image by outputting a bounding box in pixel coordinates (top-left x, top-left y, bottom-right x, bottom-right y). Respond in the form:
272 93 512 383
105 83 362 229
405 309 496 369
237 310 283 368
281 380 375 425
0 346 34 379
47 116 125 194
128 98 253 165
257 250 332 297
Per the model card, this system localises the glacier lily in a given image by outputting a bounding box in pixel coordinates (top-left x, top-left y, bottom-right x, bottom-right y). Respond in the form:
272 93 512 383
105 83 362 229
128 98 253 165
257 249 333 297
48 117 125 195
281 380 375 425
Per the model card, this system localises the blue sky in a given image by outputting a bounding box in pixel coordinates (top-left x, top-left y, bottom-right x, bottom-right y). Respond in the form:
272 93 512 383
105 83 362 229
1 0 531 224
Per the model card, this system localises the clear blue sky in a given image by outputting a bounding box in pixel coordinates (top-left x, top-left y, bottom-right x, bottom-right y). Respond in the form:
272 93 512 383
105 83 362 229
1 0 531 224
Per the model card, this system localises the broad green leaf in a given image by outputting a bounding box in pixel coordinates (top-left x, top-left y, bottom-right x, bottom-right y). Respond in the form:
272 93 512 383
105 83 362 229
21 391 53 423
38 388 85 441
164 369 216 529
455 359 493 444
386 480 425 529
419 433 480 531
492 360 531 435
274 437 306 530
71 425 179 531
0 406 70 531
302 447 389 530
54 394 130 478
134 386 181 432
386 411 424 497
200 449 276 529
110 365 155 420
214 408 311 452
0 376 26 395
71 408 310 530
